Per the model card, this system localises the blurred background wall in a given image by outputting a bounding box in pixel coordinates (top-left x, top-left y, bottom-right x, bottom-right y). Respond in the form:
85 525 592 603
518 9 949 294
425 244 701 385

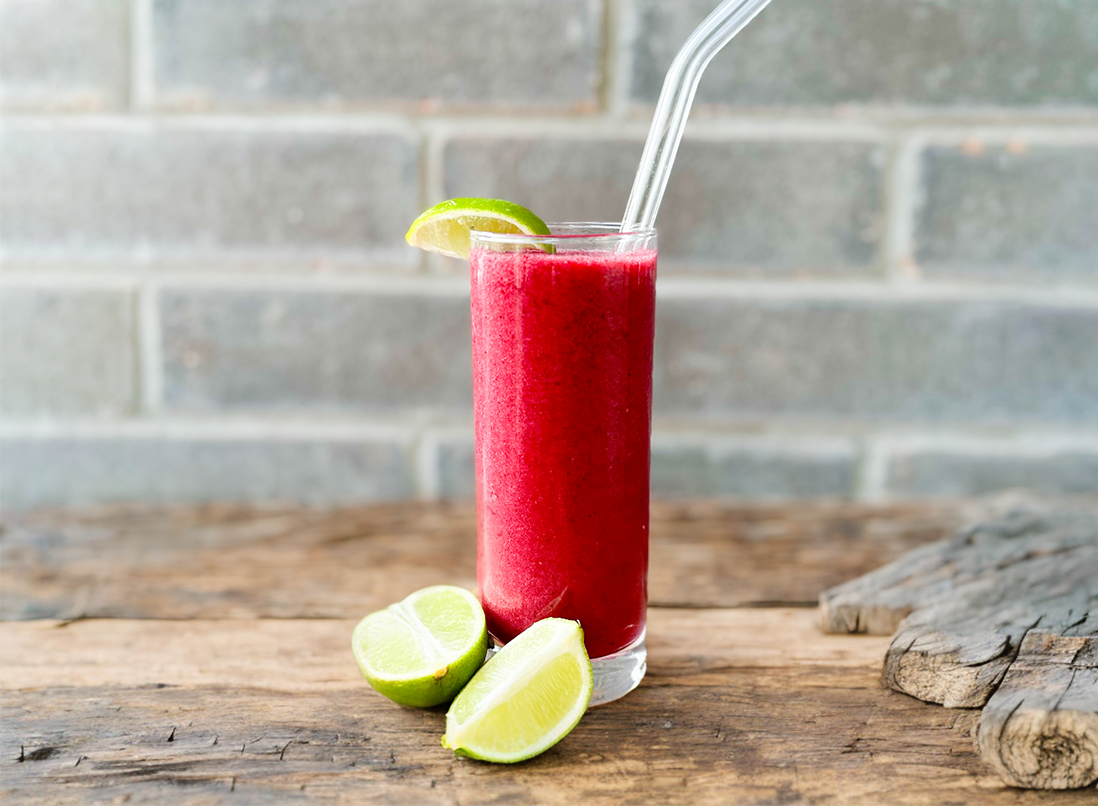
1 0 1096 508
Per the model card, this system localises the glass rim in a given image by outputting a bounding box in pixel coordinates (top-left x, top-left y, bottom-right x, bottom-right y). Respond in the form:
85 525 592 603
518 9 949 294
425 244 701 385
470 222 657 245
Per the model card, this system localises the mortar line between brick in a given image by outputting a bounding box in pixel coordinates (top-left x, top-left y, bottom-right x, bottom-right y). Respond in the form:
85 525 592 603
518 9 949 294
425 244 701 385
849 437 872 502
414 124 431 274
418 118 1098 143
424 129 447 206
884 133 923 282
857 436 891 503
5 112 1098 139
602 0 628 119
136 284 163 414
652 280 1098 307
128 290 143 417
130 0 154 111
650 433 857 454
875 138 899 280
5 272 1098 307
862 433 1098 454
415 432 441 502
5 421 1098 446
0 419 428 442
0 272 470 295
0 273 140 290
0 114 420 135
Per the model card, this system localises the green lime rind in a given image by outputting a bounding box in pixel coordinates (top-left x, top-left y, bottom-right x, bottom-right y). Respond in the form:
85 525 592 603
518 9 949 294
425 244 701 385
352 585 488 709
405 197 551 260
442 618 593 763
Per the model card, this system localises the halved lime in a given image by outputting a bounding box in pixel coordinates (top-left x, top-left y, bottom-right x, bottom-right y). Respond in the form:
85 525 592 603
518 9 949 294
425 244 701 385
405 198 551 259
443 618 593 763
352 585 488 708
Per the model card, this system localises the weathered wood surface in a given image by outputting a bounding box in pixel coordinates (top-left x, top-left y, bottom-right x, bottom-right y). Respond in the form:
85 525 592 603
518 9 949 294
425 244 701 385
820 502 1098 790
977 624 1098 790
1 500 965 619
6 499 1081 805
5 610 1095 806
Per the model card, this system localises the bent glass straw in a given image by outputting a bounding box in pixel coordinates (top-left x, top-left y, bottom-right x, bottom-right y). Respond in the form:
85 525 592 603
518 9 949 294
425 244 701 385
621 0 773 233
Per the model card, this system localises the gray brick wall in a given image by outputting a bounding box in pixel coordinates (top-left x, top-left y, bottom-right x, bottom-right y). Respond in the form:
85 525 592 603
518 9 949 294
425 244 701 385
0 288 136 416
915 143 1098 280
653 296 1098 425
884 440 1098 498
627 0 1098 111
160 288 472 413
0 433 416 507
150 0 603 112
445 137 887 275
1 125 420 267
0 0 130 111
2 0 1096 508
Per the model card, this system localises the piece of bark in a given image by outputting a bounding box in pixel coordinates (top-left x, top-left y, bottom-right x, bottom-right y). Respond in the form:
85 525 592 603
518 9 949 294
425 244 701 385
820 499 1098 790
821 506 1097 637
882 553 1094 708
821 505 1097 705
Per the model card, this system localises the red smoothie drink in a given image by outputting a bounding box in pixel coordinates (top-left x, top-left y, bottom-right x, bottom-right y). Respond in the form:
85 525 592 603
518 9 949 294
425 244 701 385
470 226 657 673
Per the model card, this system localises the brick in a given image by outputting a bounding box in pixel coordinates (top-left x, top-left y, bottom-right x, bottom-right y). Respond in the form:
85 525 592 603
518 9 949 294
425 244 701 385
886 444 1098 498
651 437 856 499
150 0 602 111
627 0 1098 110
915 145 1098 281
0 126 418 267
437 438 475 499
161 290 472 413
0 435 415 508
0 0 129 111
653 297 1098 425
444 137 885 275
0 288 135 416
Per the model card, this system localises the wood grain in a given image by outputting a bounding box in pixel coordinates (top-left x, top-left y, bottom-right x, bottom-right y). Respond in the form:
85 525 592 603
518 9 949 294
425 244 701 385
1 501 965 620
4 609 1093 806
6 499 1075 804
0 609 880 692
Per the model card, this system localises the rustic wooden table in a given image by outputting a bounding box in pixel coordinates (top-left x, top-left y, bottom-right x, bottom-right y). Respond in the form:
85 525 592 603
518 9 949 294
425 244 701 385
2 501 1094 805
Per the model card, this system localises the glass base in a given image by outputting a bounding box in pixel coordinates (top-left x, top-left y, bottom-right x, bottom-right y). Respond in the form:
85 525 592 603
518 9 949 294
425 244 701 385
590 630 646 707
486 629 647 708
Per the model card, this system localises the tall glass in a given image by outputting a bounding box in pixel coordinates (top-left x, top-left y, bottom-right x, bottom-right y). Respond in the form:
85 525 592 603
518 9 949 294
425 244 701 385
469 223 657 705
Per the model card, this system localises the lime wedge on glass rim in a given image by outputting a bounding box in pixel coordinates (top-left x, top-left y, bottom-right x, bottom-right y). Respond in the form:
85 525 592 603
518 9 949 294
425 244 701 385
351 585 488 708
405 198 551 259
443 618 593 763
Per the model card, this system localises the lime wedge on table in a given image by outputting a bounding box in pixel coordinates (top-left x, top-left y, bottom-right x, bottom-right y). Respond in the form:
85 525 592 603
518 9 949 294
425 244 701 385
405 198 551 259
352 585 488 708
443 618 593 763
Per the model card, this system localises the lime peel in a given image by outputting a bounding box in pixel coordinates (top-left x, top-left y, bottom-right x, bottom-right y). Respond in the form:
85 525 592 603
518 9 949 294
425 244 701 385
352 585 488 708
405 197 551 260
443 618 593 764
